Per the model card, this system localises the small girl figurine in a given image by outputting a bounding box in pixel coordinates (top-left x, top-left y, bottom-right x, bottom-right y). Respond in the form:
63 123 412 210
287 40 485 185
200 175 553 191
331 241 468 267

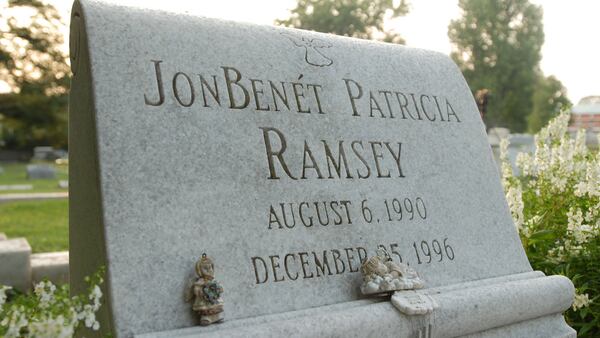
191 253 224 326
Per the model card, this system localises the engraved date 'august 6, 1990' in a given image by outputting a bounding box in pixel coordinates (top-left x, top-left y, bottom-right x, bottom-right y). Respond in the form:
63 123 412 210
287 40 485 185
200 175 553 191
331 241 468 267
268 196 427 229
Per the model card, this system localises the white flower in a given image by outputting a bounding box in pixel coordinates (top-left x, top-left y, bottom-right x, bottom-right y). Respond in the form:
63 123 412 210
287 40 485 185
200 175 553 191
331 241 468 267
90 285 103 311
572 292 591 311
28 314 75 338
0 285 12 307
506 185 524 232
1 276 105 336
566 207 594 244
34 281 57 309
515 152 532 176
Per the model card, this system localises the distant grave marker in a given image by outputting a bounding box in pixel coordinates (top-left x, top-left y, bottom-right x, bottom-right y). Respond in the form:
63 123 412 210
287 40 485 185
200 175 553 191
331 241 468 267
26 165 56 180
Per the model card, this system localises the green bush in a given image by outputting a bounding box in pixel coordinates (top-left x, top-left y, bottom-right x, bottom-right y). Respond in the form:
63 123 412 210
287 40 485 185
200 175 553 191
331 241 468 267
501 112 600 336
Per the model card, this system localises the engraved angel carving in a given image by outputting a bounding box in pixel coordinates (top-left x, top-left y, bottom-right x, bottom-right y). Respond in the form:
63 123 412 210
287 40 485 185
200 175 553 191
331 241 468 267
282 33 333 67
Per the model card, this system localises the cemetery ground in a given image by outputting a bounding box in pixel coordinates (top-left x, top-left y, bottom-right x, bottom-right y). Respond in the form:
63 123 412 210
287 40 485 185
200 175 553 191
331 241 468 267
0 161 69 253
0 199 68 253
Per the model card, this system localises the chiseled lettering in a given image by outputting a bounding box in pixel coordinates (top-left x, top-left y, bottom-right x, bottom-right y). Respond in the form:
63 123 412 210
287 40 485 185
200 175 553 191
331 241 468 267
144 60 165 106
379 90 395 118
172 72 195 107
292 82 310 113
314 251 333 277
222 66 250 109
298 252 314 279
307 84 324 114
251 246 371 285
351 141 371 179
284 254 299 280
268 205 282 229
269 255 285 282
370 141 391 178
385 142 405 177
343 78 363 116
251 256 269 284
199 74 220 107
322 140 352 179
250 78 270 111
301 141 324 179
420 94 436 121
344 248 359 273
330 201 343 225
299 202 314 227
280 203 296 229
331 249 346 274
446 98 461 122
369 91 385 118
259 127 297 180
269 81 290 111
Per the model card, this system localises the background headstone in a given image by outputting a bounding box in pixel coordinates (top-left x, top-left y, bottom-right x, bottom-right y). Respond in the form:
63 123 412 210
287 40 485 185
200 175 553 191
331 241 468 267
26 164 56 179
32 146 55 161
31 251 69 285
0 184 34 191
0 238 31 292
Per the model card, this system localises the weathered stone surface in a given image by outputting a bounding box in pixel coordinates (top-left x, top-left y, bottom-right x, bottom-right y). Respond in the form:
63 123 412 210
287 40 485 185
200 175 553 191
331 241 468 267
69 1 574 337
0 238 31 292
31 251 69 285
26 164 56 179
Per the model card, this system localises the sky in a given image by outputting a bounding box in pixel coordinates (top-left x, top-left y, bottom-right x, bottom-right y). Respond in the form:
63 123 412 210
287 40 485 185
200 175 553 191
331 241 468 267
45 1 600 104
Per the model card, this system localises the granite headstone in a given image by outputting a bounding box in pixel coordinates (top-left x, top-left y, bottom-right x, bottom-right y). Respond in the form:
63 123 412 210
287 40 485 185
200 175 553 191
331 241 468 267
69 1 575 337
26 164 56 179
32 146 55 161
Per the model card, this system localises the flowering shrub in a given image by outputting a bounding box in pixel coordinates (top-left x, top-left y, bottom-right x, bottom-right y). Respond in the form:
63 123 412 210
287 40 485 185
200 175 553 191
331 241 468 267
500 112 600 336
0 268 105 338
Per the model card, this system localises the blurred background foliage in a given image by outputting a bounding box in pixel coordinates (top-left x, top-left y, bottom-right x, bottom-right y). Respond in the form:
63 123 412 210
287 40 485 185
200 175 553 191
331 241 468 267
0 0 70 150
0 0 575 151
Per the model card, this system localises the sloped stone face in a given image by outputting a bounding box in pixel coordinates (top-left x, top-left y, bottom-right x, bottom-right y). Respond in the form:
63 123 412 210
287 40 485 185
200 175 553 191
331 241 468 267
69 1 571 337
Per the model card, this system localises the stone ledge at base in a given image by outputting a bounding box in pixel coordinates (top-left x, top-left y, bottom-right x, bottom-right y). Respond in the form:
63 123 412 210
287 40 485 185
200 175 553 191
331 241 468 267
138 272 575 338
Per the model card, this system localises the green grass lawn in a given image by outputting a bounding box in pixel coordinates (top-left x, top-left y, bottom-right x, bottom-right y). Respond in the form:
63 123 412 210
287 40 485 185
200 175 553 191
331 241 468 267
0 162 68 194
0 199 68 253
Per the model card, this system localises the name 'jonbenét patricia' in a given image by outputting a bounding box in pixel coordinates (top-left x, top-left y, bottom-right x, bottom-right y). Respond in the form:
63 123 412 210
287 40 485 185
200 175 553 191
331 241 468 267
142 60 462 123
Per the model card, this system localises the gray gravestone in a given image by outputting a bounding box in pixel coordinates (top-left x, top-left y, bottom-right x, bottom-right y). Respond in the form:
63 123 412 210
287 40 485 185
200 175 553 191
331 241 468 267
69 1 575 337
32 146 55 161
26 164 56 179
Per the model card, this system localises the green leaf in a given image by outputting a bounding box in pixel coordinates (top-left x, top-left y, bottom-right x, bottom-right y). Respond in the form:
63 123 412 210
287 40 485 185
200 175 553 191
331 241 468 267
527 229 556 243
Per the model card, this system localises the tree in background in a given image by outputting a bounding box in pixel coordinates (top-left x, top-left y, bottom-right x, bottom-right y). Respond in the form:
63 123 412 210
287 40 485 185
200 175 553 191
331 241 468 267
0 0 70 150
527 75 571 133
276 0 409 43
448 0 544 132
